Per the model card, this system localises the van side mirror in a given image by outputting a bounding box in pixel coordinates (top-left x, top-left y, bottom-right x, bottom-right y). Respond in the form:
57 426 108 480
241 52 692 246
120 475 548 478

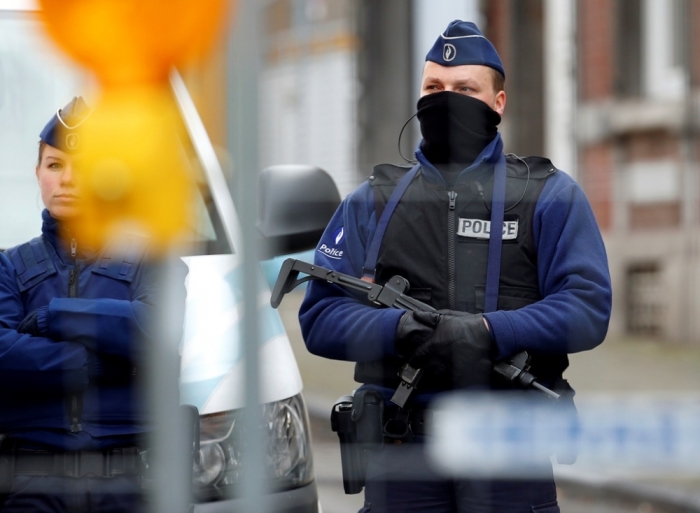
258 165 341 259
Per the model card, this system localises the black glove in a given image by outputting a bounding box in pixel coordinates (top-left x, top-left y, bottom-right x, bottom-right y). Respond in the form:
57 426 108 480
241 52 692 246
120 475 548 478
394 311 438 359
16 307 48 336
409 310 494 388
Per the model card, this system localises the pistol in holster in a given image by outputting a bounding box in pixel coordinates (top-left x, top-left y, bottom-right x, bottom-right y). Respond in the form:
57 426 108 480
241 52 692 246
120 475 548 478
330 390 384 494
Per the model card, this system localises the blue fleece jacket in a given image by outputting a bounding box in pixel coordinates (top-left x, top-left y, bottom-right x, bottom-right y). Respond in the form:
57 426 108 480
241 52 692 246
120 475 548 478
299 140 611 372
0 209 188 450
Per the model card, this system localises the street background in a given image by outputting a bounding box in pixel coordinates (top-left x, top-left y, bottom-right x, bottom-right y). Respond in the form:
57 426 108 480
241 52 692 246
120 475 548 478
4 0 700 511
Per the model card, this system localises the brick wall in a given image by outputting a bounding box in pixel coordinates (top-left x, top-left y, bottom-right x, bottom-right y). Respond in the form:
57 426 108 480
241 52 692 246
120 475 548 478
580 143 613 230
629 203 681 230
576 0 615 230
577 0 614 100
621 131 679 162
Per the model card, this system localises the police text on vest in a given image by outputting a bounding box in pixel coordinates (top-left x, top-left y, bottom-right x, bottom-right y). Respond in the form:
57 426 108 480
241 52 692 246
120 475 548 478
456 218 518 240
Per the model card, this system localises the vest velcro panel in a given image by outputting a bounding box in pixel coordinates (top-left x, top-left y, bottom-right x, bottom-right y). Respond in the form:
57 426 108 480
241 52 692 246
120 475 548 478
9 237 57 292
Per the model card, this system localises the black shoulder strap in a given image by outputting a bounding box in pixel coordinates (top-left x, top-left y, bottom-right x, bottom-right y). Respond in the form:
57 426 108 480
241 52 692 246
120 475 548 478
363 165 420 279
369 163 413 221
7 236 57 292
506 154 558 180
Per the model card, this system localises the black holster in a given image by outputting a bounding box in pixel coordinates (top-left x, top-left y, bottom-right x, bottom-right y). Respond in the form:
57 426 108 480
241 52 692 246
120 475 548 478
330 390 385 494
0 436 15 495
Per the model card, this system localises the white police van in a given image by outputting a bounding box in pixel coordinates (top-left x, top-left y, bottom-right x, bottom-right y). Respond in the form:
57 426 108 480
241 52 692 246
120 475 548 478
0 4 339 511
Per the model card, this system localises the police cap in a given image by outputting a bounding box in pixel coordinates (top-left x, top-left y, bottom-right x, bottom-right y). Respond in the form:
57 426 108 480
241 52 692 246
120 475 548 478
425 20 505 78
39 96 92 152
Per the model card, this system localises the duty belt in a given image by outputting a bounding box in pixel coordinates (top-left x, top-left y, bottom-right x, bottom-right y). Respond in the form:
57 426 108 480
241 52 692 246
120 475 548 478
12 447 142 478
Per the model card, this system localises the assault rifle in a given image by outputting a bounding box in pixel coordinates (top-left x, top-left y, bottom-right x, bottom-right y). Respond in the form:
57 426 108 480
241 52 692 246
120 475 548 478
271 259 560 406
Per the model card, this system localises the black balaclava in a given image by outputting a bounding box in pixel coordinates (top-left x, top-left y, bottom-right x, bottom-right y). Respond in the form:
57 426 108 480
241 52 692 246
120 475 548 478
417 91 501 173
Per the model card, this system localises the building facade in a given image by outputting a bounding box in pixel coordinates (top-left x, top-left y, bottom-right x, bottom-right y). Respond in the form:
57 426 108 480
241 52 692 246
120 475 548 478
187 0 700 346
576 0 700 346
259 0 360 198
486 0 700 346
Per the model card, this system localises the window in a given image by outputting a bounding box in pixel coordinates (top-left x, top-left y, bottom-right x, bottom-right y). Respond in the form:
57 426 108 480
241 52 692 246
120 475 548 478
615 0 689 100
642 0 688 100
180 149 232 256
626 262 663 336
615 0 642 97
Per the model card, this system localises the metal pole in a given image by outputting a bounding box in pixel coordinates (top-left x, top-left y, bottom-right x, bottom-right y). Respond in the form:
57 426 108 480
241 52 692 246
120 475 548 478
544 0 577 179
227 0 270 510
148 256 192 513
679 0 697 345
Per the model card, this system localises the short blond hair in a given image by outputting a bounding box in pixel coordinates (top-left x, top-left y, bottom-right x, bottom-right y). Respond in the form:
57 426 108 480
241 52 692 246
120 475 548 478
491 69 505 93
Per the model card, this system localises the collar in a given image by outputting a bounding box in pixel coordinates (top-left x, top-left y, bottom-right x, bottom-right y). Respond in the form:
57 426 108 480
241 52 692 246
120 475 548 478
41 209 61 248
40 209 96 262
414 133 503 186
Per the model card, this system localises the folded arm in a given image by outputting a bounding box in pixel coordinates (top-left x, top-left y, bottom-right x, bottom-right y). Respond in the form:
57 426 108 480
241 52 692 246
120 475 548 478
484 175 612 359
45 259 189 360
0 254 87 392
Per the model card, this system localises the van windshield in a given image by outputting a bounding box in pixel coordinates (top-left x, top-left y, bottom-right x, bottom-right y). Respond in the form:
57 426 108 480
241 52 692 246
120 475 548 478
0 8 231 256
187 161 232 256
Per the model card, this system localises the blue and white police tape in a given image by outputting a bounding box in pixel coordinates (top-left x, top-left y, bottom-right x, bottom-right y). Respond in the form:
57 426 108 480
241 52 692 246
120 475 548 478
428 392 700 478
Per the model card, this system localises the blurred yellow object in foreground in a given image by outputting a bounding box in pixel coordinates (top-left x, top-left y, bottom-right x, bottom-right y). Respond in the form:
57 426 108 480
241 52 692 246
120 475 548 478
66 87 195 252
38 0 230 86
36 0 234 251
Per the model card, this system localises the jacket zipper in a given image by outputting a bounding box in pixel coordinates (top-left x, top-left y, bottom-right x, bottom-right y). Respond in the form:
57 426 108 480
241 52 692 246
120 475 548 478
68 267 79 299
68 242 82 433
447 191 457 310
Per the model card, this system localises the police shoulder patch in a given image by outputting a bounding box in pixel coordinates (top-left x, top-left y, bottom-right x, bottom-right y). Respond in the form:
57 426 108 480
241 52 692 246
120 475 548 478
318 226 345 260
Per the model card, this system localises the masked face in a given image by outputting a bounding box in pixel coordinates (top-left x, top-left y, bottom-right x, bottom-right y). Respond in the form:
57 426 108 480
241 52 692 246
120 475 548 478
416 91 501 165
417 62 505 166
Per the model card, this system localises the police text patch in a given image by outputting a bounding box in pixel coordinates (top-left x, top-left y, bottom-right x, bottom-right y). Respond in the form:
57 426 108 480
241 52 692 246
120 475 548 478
456 218 519 240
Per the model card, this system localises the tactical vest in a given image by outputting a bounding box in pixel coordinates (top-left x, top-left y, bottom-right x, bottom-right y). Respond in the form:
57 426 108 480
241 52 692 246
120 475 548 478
8 235 144 294
355 155 570 390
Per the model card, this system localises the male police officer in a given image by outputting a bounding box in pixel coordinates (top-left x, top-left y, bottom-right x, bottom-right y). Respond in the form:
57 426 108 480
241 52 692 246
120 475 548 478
0 98 187 512
300 20 611 513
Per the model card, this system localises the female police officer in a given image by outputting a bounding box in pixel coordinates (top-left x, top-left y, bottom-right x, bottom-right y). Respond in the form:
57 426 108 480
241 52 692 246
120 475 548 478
0 97 186 512
300 21 611 513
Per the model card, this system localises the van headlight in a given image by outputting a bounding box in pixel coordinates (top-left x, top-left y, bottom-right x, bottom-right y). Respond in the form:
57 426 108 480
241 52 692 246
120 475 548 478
193 393 314 500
